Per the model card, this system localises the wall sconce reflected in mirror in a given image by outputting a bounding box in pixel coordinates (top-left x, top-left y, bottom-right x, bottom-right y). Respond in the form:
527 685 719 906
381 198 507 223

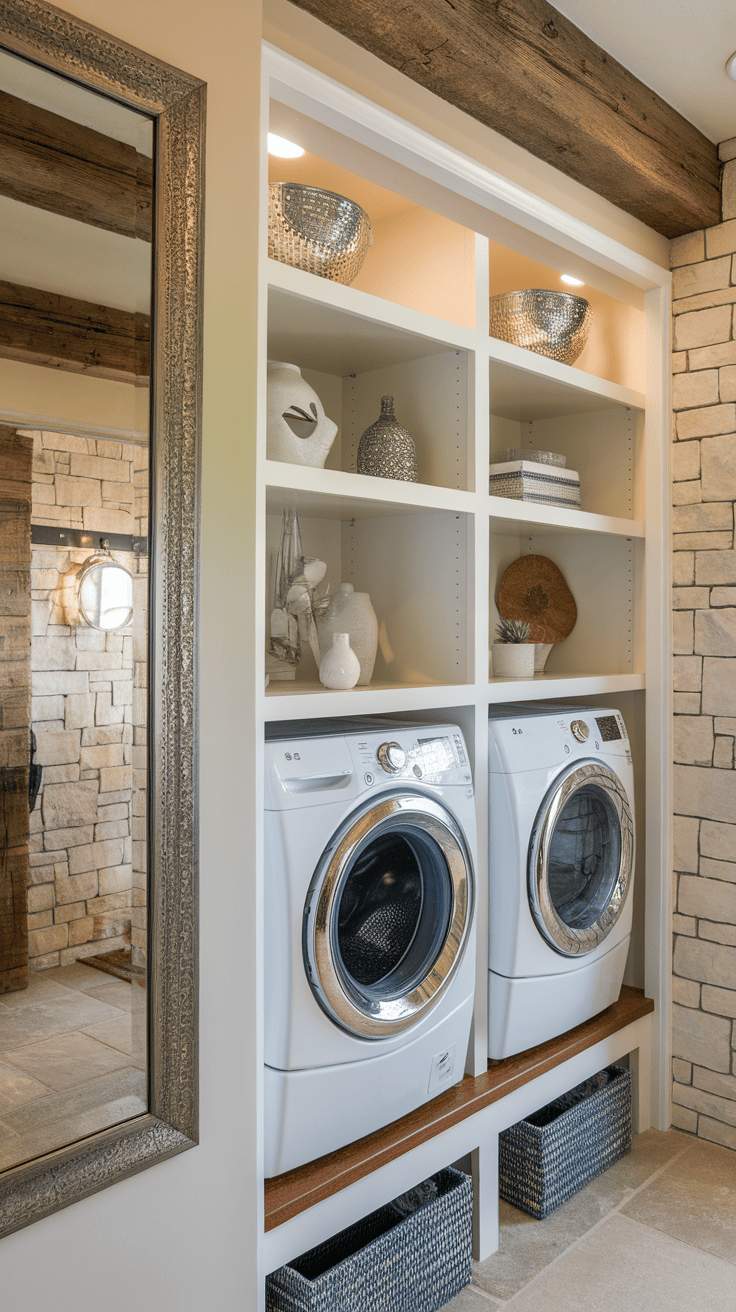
76 540 134 631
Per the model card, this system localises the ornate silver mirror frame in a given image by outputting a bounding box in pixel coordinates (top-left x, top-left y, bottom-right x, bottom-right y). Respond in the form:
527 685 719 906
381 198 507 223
0 0 202 1237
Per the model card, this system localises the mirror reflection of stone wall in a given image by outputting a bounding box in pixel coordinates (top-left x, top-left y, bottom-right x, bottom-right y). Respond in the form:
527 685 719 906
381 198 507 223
0 51 151 1172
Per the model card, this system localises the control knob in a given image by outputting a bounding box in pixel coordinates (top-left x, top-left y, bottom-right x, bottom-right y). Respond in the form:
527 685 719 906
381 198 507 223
376 741 406 773
570 719 589 743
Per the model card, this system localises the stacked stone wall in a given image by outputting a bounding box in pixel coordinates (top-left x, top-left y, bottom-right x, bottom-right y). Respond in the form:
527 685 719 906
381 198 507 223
670 137 736 1150
26 430 148 971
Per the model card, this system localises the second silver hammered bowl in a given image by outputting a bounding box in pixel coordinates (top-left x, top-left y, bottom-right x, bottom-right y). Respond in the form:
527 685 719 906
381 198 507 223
268 182 373 285
489 289 592 365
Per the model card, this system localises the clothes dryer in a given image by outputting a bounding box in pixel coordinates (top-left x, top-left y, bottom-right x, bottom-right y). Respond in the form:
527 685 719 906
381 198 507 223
264 719 477 1177
487 705 635 1059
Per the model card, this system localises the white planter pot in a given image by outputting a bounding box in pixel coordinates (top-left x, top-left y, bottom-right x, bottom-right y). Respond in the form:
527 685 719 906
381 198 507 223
492 642 535 679
319 632 361 690
317 583 378 685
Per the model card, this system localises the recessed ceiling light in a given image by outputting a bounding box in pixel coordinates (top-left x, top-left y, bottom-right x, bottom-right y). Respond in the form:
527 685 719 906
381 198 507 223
268 133 305 158
727 52 736 82
561 274 584 287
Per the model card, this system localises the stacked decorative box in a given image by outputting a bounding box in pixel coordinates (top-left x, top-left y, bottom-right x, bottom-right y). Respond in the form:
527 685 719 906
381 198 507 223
489 458 581 509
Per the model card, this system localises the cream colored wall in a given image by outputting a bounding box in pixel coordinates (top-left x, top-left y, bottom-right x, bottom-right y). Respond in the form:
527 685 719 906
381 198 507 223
0 2 261 1311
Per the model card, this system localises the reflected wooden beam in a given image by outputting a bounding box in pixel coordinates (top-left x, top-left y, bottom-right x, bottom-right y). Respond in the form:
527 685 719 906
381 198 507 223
0 425 31 996
0 279 150 384
0 89 152 241
288 0 720 238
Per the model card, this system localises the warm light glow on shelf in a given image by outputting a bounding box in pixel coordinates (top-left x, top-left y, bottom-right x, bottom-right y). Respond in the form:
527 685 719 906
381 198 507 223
268 133 305 158
560 274 585 287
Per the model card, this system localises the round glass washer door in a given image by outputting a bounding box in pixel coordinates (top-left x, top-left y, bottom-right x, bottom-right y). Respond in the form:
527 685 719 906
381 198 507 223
303 792 474 1039
528 760 633 957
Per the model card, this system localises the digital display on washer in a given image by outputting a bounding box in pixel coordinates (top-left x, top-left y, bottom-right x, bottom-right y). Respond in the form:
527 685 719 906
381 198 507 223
417 736 455 772
595 715 621 742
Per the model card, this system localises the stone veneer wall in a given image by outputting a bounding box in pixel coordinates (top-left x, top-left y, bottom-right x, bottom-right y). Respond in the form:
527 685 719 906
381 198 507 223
27 430 148 971
670 137 736 1150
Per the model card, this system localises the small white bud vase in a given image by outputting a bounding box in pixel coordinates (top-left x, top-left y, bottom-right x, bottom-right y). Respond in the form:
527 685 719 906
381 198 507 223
267 361 338 468
491 642 535 679
317 582 378 685
319 632 361 690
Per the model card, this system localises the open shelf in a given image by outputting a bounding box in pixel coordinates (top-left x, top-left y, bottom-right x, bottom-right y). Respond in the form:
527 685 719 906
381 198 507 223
264 986 654 1232
486 671 645 702
267 264 475 371
263 681 477 720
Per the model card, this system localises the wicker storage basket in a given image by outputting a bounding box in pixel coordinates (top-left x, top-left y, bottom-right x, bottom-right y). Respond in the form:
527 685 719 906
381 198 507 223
268 183 373 284
499 1065 632 1219
266 1167 472 1312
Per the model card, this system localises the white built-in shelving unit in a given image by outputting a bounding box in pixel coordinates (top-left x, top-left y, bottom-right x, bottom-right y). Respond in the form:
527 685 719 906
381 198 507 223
256 41 672 1288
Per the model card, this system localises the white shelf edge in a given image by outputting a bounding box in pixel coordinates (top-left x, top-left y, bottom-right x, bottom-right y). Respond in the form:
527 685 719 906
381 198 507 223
265 462 476 517
487 336 645 412
487 672 645 703
266 257 478 355
261 682 477 721
487 498 645 539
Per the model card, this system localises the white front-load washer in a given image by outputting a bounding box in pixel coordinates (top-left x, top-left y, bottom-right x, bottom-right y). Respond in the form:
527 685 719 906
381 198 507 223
487 705 635 1060
264 718 477 1178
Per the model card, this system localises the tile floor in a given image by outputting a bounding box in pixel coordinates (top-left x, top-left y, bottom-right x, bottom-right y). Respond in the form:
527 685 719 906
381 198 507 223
0 963 147 1171
444 1128 736 1310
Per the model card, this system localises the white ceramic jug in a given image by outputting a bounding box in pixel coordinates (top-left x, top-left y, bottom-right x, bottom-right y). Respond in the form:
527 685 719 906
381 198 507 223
319 632 361 690
317 583 378 685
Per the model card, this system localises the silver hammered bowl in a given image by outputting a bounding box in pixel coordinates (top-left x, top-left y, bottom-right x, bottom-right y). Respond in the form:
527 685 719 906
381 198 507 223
268 182 373 285
489 290 592 365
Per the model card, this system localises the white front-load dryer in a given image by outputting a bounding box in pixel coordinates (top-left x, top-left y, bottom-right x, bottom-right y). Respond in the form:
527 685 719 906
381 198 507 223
264 719 477 1178
487 705 635 1059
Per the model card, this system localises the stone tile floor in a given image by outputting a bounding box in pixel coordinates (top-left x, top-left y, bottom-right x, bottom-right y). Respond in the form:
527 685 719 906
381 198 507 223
0 963 146 1171
444 1128 736 1310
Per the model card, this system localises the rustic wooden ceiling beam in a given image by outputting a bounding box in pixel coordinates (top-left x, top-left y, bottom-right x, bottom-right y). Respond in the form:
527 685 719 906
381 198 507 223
289 0 720 238
0 89 152 241
0 280 150 384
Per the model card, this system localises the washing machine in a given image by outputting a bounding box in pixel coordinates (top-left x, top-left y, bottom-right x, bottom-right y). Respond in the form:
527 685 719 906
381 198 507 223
264 718 477 1178
487 704 635 1059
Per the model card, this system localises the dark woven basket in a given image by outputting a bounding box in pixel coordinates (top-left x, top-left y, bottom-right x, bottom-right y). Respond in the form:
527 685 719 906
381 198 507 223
499 1065 632 1219
266 1167 472 1312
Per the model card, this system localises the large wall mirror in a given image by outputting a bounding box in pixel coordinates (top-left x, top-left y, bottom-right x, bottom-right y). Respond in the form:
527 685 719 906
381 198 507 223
0 0 202 1236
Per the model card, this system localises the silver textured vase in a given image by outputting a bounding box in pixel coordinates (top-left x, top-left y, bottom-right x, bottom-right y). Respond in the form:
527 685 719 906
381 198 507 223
357 395 418 482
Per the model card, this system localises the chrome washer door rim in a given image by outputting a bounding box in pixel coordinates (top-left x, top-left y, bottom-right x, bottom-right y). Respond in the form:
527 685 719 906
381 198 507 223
528 760 633 958
304 792 474 1039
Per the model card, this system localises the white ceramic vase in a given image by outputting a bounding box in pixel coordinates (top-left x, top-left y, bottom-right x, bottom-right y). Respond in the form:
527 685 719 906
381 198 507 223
267 361 338 468
319 632 361 690
317 583 378 685
491 642 535 679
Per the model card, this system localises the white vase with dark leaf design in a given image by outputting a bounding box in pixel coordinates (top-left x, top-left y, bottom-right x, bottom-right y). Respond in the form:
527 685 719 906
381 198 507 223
267 360 337 467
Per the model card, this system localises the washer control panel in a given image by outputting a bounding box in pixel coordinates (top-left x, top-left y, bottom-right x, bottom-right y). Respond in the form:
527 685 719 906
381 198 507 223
376 741 406 773
350 726 472 787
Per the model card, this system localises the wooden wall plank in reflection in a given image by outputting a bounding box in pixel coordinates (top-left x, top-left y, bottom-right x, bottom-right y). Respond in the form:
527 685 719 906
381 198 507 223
0 280 151 383
0 426 31 994
0 89 153 241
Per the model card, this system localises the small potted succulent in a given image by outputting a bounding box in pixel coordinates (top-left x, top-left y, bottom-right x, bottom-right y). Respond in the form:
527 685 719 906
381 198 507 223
492 618 535 679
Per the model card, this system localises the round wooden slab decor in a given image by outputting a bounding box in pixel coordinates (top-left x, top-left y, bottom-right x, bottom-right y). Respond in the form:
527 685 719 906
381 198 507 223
497 555 577 644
